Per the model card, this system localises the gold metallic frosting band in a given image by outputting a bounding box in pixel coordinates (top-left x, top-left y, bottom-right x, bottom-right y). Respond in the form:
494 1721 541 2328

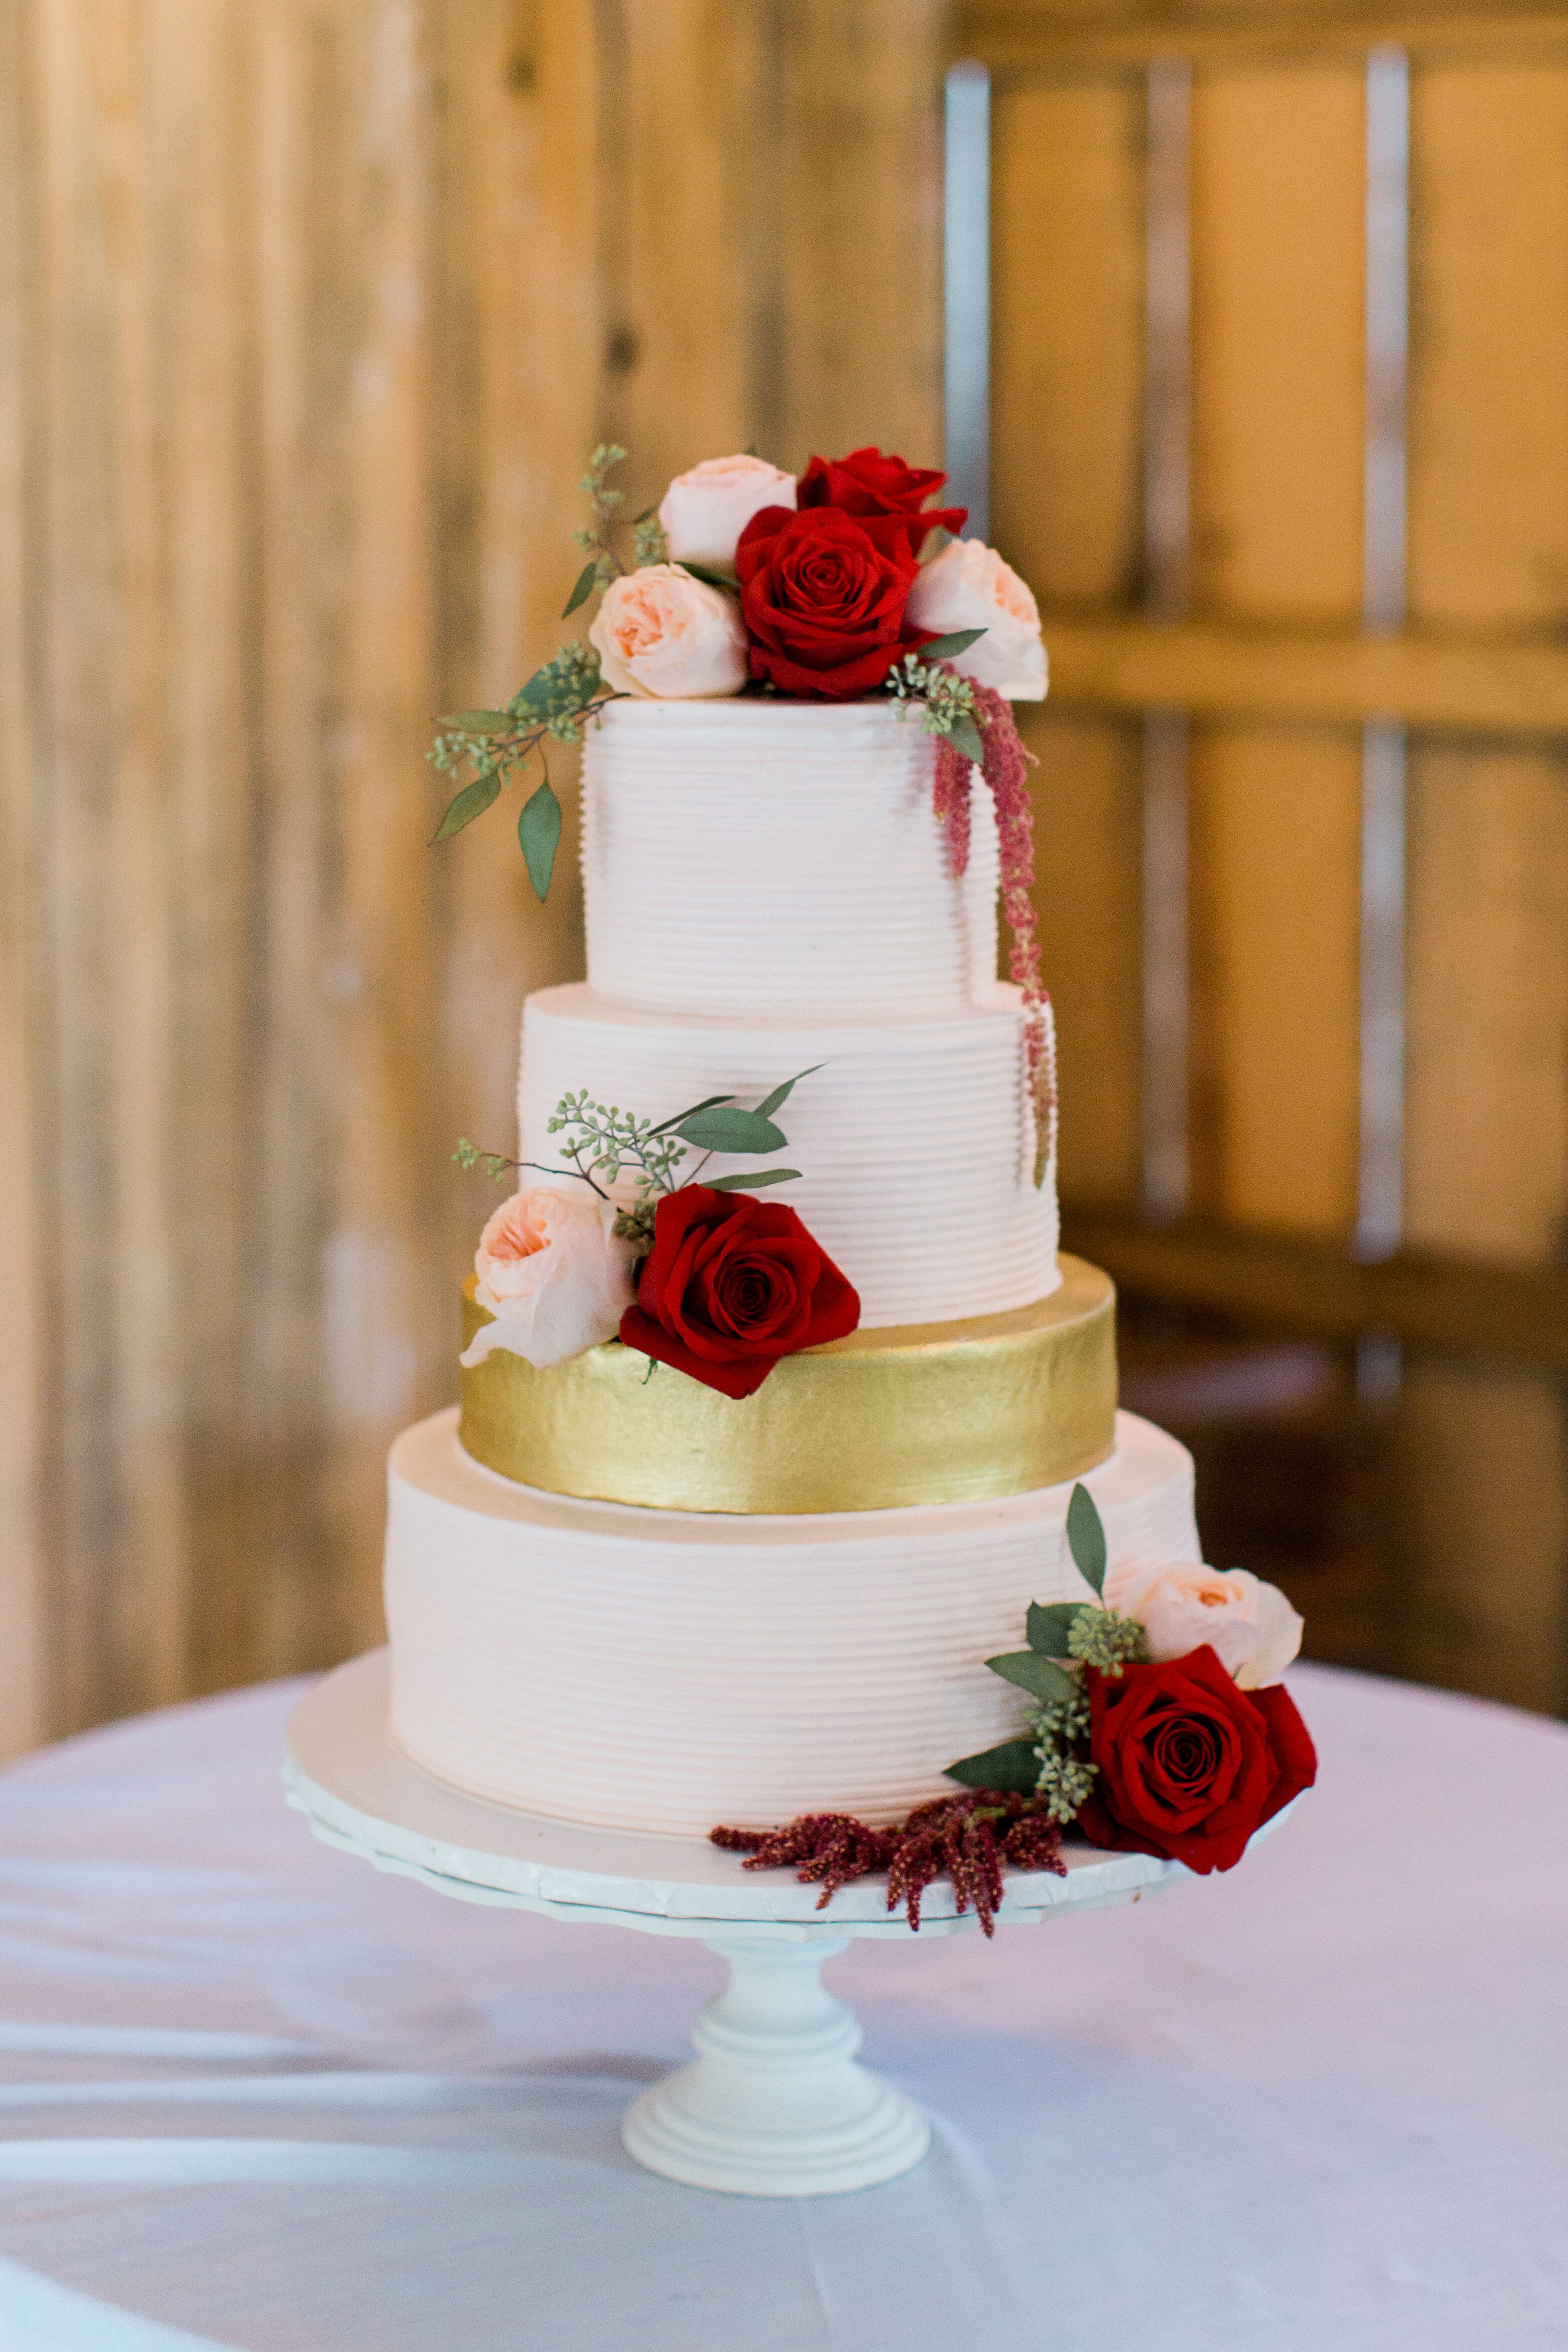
457 1254 1117 1514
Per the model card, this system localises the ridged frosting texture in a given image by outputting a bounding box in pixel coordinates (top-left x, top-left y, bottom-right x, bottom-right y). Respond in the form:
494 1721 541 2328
581 700 1000 1019
519 982 1060 1328
385 1407 1201 1836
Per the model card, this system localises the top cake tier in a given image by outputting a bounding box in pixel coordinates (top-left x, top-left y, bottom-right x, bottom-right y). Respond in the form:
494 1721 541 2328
581 699 998 1021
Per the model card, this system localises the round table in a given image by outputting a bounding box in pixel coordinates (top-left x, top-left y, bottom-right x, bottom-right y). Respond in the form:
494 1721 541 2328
0 1663 1558 2350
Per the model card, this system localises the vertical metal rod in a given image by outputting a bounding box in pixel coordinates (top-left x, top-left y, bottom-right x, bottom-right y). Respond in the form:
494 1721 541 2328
1143 714 1191 1217
1144 62 1192 618
1141 63 1193 1216
1357 48 1410 1266
943 62 991 539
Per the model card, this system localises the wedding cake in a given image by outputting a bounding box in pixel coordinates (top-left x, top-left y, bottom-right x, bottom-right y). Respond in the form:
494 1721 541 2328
382 448 1314 1895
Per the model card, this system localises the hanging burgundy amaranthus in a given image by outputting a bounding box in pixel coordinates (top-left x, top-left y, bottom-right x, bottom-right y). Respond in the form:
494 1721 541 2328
711 1790 1066 1938
934 682 1058 1186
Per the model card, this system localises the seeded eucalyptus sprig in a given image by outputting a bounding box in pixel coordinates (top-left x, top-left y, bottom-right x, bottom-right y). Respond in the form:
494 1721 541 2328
946 1485 1148 1823
453 1067 821 1251
885 632 989 764
433 448 671 891
430 640 616 898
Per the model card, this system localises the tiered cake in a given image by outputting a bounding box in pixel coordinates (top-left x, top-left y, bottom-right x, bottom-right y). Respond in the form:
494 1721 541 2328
385 690 1202 1838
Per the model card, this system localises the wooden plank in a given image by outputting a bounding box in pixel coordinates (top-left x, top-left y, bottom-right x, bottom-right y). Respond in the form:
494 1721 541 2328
1404 64 1568 1264
597 0 759 511
435 0 598 1343
1404 747 1568 1261
1060 1207 1568 1369
990 74 1146 605
0 0 48 1758
1189 724 1363 1228
775 0 946 470
1183 68 1365 1232
1036 613 1568 735
143 0 255 1709
1408 66 1568 630
1190 66 1365 622
959 1 1568 74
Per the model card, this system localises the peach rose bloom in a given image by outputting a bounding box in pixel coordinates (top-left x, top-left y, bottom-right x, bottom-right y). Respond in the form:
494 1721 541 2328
658 453 797 569
905 537 1047 700
460 1187 636 1371
590 565 748 700
1105 1558 1305 1688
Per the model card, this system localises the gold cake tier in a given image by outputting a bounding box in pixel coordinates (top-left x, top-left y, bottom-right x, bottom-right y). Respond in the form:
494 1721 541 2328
457 1253 1117 1515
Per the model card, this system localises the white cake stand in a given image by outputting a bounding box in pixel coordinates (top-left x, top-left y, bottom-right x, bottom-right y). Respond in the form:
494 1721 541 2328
285 1650 1189 2199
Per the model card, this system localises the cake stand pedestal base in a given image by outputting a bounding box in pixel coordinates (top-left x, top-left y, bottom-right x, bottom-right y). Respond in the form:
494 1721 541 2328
283 1651 1209 2199
621 1933 929 2194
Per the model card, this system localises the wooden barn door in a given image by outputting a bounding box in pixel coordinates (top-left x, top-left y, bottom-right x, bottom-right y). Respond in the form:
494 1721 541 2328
967 1 1568 1710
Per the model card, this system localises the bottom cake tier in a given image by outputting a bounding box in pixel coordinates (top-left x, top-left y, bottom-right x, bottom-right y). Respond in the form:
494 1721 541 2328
384 1406 1200 1837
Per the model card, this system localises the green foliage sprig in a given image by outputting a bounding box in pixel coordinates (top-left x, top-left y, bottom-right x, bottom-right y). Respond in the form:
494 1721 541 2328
453 1067 820 1251
433 449 672 892
946 1484 1149 1822
430 639 614 898
885 633 989 764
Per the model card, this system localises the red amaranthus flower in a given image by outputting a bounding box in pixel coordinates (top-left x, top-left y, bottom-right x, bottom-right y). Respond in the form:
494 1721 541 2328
934 683 1056 1182
712 1790 1065 1938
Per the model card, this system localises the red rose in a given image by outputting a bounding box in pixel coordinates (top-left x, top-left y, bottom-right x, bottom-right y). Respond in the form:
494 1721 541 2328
736 507 921 699
620 1185 860 1400
1075 1645 1317 1874
797 446 968 559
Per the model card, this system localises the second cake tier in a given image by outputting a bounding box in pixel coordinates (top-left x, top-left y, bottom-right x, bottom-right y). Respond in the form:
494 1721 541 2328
519 982 1059 1329
460 1254 1116 1511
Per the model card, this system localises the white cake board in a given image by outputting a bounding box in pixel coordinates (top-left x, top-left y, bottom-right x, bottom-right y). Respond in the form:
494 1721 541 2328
285 1650 1190 2198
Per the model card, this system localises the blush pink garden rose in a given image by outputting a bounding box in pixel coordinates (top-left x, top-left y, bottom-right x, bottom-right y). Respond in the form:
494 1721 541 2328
1104 1559 1305 1689
589 565 748 700
658 454 797 570
459 1187 636 1371
904 537 1047 700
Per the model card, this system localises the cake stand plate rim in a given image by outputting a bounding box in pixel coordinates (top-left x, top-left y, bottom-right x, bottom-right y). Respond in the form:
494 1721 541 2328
283 1649 1196 1939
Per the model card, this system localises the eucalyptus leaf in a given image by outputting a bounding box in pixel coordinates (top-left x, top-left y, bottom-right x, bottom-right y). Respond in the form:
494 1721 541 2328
561 561 599 618
1065 1482 1107 1596
752 1063 823 1121
945 1739 1040 1795
677 560 736 592
985 1649 1075 1705
432 770 503 842
676 1106 786 1154
949 714 985 766
702 1167 801 1192
1025 1600 1085 1656
518 778 562 901
646 1093 735 1138
917 627 986 660
516 661 558 709
437 710 514 736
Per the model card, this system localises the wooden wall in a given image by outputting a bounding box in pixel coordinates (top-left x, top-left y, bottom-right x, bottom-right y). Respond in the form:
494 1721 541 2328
979 2 1568 1712
0 0 946 1750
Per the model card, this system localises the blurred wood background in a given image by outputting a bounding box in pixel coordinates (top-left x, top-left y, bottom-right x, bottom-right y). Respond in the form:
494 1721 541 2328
3 0 1567 1749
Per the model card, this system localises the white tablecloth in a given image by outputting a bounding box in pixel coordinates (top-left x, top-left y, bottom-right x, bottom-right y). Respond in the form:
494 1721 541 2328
0 1663 1558 2349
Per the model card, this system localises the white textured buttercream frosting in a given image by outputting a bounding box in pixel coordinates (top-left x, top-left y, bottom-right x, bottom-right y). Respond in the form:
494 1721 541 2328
581 699 999 1019
385 1407 1200 1836
518 982 1060 1327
